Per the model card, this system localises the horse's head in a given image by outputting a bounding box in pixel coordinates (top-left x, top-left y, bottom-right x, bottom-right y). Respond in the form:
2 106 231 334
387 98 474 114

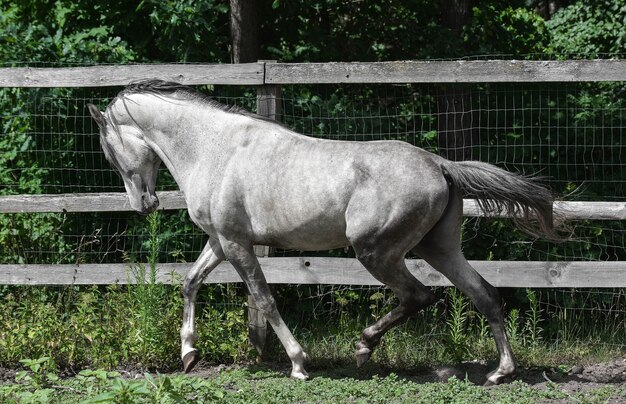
88 103 161 215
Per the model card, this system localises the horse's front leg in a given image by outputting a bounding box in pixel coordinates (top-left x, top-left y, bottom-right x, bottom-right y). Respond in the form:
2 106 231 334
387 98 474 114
219 237 309 380
181 238 225 373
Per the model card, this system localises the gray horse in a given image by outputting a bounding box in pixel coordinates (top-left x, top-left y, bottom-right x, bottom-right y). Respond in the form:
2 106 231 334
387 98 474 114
88 80 558 385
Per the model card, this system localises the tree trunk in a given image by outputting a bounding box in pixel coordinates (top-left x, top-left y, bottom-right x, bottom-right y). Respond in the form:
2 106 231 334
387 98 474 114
437 87 476 161
437 0 476 161
440 0 472 37
229 0 260 63
534 1 571 20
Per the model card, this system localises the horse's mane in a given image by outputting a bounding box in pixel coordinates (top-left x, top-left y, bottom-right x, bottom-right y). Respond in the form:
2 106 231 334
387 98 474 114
113 79 276 124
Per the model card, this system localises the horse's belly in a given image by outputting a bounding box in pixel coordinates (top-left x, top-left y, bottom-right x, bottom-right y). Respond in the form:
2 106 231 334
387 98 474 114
250 212 350 251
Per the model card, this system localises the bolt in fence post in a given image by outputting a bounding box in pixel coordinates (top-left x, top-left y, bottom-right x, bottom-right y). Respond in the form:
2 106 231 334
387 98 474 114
248 60 281 359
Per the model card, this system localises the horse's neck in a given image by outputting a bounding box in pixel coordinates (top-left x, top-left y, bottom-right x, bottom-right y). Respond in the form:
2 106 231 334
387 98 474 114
137 99 232 195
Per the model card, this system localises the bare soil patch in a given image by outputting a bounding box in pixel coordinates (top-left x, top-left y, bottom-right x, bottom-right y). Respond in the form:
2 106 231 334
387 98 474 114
407 358 626 395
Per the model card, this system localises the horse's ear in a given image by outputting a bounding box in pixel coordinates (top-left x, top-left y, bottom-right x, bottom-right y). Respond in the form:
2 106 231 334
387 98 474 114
87 104 107 129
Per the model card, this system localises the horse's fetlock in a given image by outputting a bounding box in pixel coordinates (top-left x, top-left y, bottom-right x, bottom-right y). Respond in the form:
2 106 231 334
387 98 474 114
361 327 380 347
180 326 196 341
286 346 305 363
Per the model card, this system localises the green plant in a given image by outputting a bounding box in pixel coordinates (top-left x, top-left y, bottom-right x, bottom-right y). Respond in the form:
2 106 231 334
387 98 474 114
446 288 470 360
90 377 151 403
15 357 59 393
523 289 543 347
547 0 626 57
125 211 183 369
136 0 229 62
505 308 521 346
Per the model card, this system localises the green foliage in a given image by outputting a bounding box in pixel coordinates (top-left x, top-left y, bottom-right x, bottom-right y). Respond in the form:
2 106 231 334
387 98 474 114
465 4 549 56
194 285 249 363
0 88 72 263
0 0 138 265
264 1 449 62
16 357 58 389
136 0 229 62
0 1 137 64
0 213 249 370
548 0 626 57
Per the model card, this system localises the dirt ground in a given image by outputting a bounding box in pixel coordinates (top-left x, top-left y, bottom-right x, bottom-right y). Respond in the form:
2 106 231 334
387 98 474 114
2 358 626 396
409 359 626 395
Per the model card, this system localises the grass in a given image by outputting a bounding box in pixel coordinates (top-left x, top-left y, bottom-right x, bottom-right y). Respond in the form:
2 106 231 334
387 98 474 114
1 365 625 403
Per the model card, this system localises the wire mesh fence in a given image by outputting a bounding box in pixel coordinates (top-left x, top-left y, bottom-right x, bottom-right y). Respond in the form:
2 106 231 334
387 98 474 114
1 68 626 352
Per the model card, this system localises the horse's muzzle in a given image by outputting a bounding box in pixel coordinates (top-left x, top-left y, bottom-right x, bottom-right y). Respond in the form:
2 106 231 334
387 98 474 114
139 193 159 215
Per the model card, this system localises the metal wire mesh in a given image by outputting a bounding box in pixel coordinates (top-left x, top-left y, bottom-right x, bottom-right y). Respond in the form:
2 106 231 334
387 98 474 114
1 76 626 349
2 82 626 262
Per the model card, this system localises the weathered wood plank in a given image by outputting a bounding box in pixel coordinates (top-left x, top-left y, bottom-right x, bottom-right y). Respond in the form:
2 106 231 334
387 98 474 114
1 258 625 288
0 191 186 213
0 63 264 87
266 60 626 84
2 60 625 88
1 192 625 221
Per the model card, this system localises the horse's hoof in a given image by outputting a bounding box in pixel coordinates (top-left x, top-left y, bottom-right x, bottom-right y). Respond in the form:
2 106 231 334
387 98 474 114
483 371 516 386
182 350 200 373
355 347 372 368
291 369 310 381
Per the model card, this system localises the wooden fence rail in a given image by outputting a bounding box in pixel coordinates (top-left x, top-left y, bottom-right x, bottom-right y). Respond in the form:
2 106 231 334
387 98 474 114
0 63 264 87
3 60 626 87
1 192 625 220
3 259 625 288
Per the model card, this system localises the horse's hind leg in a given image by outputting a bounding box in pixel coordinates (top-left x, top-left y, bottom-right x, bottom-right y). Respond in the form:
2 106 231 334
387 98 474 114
219 237 309 380
413 187 516 385
352 247 437 367
417 246 515 385
181 238 225 373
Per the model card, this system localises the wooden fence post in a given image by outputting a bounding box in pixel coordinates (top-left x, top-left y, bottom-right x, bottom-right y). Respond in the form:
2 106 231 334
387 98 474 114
248 60 281 357
248 245 269 358
256 61 282 120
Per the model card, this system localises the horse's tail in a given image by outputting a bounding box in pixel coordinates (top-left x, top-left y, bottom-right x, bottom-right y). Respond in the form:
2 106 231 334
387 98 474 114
441 160 561 241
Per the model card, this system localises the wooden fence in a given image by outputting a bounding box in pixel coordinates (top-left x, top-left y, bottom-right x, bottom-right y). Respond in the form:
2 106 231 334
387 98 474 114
1 59 626 288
